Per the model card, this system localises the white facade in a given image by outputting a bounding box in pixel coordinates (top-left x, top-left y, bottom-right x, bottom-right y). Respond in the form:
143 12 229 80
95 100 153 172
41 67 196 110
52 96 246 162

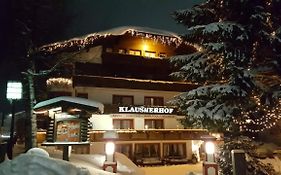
90 114 185 130
74 86 181 106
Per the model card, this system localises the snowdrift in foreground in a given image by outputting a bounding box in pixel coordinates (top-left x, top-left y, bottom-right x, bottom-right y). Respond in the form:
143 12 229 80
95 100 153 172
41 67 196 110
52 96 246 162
0 148 145 175
0 154 90 175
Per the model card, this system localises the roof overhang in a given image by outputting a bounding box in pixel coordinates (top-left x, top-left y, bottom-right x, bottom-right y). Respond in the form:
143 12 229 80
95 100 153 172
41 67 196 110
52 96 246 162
33 96 104 114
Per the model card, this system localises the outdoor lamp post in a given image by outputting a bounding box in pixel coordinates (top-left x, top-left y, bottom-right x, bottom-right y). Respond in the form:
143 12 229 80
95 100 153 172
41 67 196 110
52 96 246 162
103 130 118 173
201 135 218 175
6 81 22 159
105 141 115 161
205 141 215 162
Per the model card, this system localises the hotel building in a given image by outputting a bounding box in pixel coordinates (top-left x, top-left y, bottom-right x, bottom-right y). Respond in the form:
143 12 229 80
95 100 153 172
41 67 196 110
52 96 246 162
34 26 210 165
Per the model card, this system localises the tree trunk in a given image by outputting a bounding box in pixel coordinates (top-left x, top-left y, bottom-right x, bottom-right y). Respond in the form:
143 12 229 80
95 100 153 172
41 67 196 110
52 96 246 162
28 73 37 148
25 61 37 150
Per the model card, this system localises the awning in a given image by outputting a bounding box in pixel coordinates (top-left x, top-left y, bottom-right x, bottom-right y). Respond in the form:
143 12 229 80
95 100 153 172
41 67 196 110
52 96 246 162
33 96 104 113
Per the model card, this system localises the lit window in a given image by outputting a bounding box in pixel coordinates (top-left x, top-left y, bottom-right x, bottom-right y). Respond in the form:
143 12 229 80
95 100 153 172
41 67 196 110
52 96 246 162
144 119 164 129
135 143 160 158
144 97 164 106
113 119 134 129
118 48 126 54
129 49 141 56
163 143 186 158
113 95 134 105
144 51 156 58
116 144 132 158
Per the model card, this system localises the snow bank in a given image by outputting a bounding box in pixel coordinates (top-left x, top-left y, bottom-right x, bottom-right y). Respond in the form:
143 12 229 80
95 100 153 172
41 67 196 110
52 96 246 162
0 154 90 175
0 147 145 175
68 152 145 175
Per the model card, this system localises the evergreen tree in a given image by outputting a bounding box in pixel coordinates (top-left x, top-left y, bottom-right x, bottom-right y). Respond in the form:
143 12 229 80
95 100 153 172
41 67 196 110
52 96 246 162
171 0 281 133
217 136 276 175
1 0 70 149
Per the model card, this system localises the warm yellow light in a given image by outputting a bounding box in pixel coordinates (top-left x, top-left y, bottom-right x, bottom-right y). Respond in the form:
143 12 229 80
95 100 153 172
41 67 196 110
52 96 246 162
143 44 148 51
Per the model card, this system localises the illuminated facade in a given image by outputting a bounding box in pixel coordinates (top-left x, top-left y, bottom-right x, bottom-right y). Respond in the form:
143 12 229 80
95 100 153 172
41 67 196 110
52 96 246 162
35 26 209 165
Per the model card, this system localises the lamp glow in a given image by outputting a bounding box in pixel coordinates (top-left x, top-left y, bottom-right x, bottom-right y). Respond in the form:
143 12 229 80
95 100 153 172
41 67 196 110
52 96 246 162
205 141 215 154
143 44 148 51
6 82 22 99
105 142 115 155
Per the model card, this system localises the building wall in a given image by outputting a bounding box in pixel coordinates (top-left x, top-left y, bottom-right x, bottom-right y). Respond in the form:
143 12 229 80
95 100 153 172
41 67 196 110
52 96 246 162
90 115 112 130
90 114 184 130
75 86 180 105
90 140 193 160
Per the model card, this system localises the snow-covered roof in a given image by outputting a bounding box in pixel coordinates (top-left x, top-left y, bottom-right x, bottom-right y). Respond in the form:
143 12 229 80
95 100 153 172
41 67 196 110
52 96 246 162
96 26 180 38
36 26 183 55
34 96 104 113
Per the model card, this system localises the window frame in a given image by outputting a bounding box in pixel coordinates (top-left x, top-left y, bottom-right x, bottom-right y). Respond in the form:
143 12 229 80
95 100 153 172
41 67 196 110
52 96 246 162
144 96 164 106
113 119 134 129
128 49 141 56
144 119 164 129
112 95 134 105
118 48 126 54
144 51 156 58
163 143 187 158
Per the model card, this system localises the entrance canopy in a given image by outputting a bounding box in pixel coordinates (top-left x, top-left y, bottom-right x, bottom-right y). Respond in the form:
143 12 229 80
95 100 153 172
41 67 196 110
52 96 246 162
33 96 104 114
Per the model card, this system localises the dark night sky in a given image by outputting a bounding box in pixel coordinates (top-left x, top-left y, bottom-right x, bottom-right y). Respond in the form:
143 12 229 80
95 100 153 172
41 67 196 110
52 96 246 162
0 0 204 114
63 0 203 39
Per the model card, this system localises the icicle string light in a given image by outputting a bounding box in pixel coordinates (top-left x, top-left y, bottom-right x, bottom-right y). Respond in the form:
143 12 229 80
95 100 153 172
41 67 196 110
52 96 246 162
46 77 72 88
36 28 185 55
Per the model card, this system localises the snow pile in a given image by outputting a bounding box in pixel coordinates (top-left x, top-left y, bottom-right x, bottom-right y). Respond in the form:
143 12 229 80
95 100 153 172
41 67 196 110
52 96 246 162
67 152 144 175
0 148 145 175
0 154 90 175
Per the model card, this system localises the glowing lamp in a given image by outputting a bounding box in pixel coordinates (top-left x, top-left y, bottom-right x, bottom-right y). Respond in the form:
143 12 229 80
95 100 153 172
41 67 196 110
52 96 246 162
105 142 115 155
205 141 215 154
6 82 22 100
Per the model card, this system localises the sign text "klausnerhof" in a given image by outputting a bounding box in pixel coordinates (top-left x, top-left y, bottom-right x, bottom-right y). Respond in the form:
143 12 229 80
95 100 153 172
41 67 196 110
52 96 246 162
119 106 174 114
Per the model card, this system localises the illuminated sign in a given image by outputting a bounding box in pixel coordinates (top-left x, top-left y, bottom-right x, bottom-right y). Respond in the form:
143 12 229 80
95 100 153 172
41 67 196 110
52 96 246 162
118 106 174 114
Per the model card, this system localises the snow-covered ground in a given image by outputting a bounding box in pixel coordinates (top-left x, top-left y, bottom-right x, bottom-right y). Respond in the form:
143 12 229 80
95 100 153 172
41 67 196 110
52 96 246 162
141 164 202 175
0 145 203 175
0 146 144 175
2 144 280 175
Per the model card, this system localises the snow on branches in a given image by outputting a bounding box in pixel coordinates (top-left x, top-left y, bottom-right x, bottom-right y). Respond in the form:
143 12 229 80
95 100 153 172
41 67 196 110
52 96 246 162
171 0 281 132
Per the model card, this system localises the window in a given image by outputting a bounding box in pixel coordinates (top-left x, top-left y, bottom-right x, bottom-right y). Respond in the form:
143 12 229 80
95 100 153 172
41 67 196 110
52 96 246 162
144 51 156 58
163 143 186 158
76 93 88 99
116 144 132 159
129 49 141 56
106 48 113 53
135 143 160 158
159 52 167 58
113 95 134 105
118 48 126 54
144 97 164 106
144 119 164 129
113 119 134 129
